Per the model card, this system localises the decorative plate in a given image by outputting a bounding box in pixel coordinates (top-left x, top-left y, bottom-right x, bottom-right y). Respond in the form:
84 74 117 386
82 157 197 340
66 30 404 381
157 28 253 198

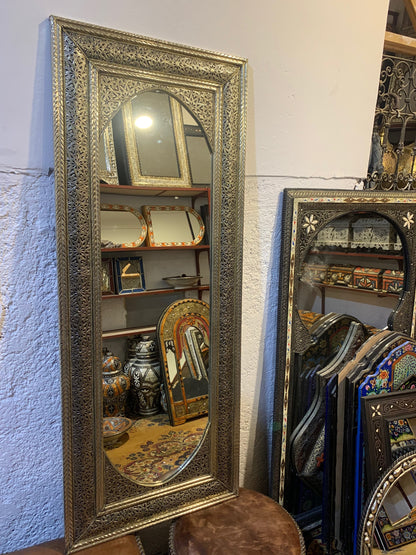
163 275 201 288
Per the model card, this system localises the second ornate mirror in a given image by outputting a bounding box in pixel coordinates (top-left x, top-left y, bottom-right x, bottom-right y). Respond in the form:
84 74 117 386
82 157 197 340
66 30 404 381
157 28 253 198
51 16 246 553
271 189 416 554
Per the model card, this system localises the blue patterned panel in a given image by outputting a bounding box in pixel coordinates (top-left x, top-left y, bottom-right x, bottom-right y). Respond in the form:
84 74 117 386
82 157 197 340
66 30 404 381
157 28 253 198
353 341 416 551
360 342 416 397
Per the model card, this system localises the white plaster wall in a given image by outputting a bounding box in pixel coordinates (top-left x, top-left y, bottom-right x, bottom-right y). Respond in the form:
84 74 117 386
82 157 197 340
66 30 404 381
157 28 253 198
240 176 361 491
0 170 61 550
0 0 388 551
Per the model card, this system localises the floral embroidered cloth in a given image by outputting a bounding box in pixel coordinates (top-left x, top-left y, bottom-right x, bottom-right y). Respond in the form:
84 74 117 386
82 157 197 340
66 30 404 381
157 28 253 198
105 413 208 484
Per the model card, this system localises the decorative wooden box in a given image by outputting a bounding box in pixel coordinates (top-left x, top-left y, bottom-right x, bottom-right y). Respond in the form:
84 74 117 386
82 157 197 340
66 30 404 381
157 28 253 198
327 264 355 287
381 270 404 294
301 263 328 285
352 267 383 290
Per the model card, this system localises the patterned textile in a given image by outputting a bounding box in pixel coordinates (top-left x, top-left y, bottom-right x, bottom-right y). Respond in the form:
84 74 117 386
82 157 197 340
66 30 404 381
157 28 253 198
105 413 208 484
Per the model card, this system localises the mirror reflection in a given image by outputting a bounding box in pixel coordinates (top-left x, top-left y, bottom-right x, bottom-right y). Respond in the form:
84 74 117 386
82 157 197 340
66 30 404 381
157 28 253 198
298 212 404 329
99 91 212 485
291 213 406 549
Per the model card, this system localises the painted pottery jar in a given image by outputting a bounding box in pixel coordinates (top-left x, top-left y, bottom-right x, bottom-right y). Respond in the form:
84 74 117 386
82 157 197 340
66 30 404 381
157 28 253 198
102 348 130 417
126 335 143 360
125 335 161 417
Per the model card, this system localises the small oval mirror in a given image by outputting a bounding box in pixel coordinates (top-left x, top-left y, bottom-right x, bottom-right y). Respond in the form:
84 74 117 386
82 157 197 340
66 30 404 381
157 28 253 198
143 205 205 246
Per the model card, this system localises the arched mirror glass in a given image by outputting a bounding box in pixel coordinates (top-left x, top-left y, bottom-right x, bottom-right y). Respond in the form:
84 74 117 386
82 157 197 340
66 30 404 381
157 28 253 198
99 92 212 486
51 16 246 553
298 212 404 329
271 190 416 555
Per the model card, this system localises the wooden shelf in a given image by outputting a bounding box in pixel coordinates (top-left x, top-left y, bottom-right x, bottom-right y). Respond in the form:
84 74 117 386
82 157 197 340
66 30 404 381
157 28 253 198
102 245 210 253
102 326 157 339
313 282 400 298
100 183 211 338
100 183 209 198
308 249 403 261
102 285 209 299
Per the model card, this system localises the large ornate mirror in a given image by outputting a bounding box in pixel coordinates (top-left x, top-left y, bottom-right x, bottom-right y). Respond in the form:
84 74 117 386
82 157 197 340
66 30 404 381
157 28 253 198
271 190 416 554
51 16 246 553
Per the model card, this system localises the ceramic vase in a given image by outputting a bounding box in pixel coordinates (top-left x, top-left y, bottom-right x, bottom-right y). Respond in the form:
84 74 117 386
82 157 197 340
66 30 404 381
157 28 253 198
102 348 130 417
125 335 161 417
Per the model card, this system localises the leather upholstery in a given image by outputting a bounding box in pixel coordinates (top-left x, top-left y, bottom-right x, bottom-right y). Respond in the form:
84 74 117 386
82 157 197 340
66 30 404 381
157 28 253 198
170 488 305 554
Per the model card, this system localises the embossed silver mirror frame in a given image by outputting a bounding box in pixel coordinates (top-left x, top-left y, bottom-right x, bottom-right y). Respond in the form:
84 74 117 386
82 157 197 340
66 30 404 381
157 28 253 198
271 190 416 505
50 16 246 553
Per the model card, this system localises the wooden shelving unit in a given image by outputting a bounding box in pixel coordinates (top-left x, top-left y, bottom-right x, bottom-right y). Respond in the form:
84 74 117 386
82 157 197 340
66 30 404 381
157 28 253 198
100 183 210 341
102 285 209 300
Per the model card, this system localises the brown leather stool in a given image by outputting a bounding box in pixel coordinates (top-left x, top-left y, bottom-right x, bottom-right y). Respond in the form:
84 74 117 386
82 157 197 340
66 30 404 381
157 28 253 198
7 535 144 555
169 488 305 554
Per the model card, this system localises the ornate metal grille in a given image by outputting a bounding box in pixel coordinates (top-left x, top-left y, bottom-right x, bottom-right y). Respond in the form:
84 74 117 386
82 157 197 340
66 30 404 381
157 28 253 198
366 55 416 190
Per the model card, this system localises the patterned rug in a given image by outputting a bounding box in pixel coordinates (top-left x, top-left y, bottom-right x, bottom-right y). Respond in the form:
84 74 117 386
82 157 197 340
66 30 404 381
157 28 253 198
105 412 208 485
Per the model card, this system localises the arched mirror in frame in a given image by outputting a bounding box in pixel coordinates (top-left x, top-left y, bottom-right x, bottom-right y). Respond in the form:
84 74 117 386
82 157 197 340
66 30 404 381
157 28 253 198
51 16 246 553
271 190 416 552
